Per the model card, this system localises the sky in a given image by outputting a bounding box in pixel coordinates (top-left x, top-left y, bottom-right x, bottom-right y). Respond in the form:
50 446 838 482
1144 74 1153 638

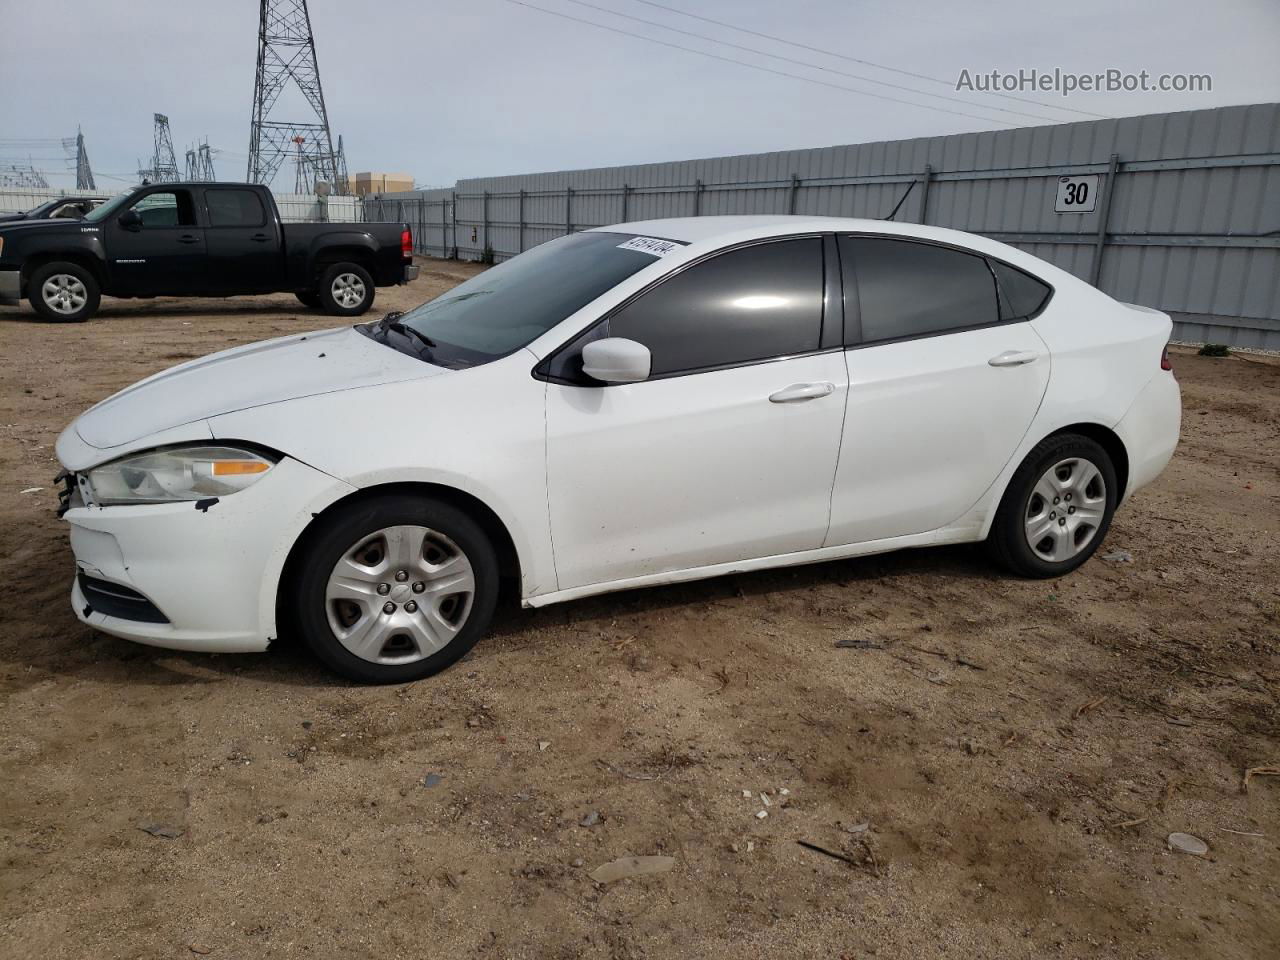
1 0 1277 191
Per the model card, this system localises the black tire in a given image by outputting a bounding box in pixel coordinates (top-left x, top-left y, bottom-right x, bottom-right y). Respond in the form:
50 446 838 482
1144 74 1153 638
290 494 499 684
294 290 321 309
27 261 100 322
317 262 375 317
988 433 1118 578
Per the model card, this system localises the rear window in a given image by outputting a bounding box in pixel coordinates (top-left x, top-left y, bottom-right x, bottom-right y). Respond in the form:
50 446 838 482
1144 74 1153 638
841 236 1000 343
206 189 267 228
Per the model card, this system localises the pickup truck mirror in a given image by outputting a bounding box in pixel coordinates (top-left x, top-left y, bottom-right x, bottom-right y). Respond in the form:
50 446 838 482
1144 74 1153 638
118 209 143 231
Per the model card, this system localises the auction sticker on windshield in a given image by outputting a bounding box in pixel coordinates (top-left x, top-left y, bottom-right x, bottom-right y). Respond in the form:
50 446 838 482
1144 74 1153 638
617 236 681 257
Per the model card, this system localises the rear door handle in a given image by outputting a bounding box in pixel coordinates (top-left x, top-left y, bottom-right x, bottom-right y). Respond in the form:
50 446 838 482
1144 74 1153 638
250 233 270 243
177 234 201 245
988 350 1038 367
769 381 834 403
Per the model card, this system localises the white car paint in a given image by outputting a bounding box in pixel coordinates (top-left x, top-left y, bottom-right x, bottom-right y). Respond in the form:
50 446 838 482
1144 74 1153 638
55 215 1180 655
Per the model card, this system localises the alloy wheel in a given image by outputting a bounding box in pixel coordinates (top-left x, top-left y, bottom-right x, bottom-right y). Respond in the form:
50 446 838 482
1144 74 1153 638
330 272 366 309
42 274 88 315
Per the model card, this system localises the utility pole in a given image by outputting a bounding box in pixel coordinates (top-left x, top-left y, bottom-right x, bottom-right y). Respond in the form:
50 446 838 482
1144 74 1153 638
246 0 341 191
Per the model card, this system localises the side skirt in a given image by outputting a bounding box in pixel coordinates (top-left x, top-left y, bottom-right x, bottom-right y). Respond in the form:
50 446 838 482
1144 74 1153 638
522 526 979 609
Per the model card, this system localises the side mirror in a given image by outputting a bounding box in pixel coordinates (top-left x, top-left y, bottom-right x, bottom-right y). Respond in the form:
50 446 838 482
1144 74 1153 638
118 209 143 231
581 337 651 384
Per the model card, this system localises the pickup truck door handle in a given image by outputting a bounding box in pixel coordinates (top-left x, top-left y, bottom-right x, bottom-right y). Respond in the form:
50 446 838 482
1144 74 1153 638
988 350 1038 367
177 234 201 245
769 382 834 403
250 233 270 242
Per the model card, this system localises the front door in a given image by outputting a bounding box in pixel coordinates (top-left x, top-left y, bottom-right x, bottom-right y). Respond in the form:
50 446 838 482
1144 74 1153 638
826 235 1051 546
105 188 206 295
545 236 849 591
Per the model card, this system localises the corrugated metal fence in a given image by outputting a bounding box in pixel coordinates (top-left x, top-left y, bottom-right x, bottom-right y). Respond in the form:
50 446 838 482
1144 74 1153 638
365 103 1280 349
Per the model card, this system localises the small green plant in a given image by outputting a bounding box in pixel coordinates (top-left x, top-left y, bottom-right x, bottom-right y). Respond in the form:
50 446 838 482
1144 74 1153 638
1198 343 1230 357
481 244 495 265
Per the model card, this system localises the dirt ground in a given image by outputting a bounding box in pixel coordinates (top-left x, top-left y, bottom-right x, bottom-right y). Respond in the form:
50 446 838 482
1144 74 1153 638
1 269 1277 960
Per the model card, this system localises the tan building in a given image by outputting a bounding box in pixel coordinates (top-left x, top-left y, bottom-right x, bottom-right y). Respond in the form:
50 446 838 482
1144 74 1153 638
348 172 414 196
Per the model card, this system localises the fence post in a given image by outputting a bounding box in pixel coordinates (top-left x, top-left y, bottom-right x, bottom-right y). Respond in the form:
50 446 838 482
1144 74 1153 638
621 183 630 222
482 190 489 257
917 164 933 224
518 188 525 254
693 179 703 216
1090 153 1120 288
450 194 457 259
565 186 573 235
788 173 800 214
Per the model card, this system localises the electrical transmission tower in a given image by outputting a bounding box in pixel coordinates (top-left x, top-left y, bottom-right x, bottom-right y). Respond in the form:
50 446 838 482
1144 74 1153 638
138 113 179 183
185 141 217 181
246 0 346 193
73 129 96 190
0 162 49 189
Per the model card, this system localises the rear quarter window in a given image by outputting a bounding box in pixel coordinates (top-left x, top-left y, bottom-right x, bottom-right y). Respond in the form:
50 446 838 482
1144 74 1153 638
990 260 1052 319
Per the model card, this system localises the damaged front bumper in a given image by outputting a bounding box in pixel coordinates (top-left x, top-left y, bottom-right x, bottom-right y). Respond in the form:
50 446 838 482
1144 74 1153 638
62 456 356 653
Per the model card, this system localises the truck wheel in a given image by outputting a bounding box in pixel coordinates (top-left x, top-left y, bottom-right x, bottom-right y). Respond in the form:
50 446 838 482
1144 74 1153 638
295 290 321 309
319 263 375 317
28 261 100 322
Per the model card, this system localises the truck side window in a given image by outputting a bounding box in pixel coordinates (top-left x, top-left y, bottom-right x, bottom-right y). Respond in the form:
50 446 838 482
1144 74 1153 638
132 191 197 228
206 189 267 228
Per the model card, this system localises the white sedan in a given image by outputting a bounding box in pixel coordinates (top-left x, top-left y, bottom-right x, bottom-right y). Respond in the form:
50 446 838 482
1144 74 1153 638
56 216 1181 683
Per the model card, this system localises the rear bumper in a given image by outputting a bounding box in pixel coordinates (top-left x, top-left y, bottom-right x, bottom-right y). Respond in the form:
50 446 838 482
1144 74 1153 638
0 268 19 304
1115 372 1181 501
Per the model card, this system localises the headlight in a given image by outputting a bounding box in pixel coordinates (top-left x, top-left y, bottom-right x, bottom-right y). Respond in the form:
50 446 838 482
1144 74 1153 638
85 445 278 505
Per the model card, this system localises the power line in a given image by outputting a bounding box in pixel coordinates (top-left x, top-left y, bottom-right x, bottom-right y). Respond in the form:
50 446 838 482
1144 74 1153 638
501 0 1020 127
562 0 1064 124
624 0 1109 120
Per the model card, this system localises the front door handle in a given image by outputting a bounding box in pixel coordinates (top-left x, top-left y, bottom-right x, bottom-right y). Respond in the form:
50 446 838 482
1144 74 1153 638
769 381 834 403
177 234 201 245
988 350 1038 367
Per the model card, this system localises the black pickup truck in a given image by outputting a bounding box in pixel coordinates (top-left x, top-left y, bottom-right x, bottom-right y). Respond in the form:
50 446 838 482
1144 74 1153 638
0 182 417 322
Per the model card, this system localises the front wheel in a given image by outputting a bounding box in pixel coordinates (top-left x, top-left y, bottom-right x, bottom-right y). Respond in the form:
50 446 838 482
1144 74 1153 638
290 495 499 683
28 261 100 322
318 262 375 317
988 433 1118 578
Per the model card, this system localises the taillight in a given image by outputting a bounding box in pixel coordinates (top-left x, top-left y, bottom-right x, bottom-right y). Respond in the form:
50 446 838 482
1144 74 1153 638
401 228 412 258
1160 345 1173 371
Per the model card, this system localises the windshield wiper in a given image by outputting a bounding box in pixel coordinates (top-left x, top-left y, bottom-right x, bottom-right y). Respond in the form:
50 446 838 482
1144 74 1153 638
374 310 438 353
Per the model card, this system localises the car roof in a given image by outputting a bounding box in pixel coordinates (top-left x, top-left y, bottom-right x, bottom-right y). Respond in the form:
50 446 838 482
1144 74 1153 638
586 215 1069 283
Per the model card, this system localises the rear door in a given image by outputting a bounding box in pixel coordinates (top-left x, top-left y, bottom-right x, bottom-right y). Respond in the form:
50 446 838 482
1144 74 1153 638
202 187 280 293
825 235 1051 546
104 188 207 295
544 236 849 590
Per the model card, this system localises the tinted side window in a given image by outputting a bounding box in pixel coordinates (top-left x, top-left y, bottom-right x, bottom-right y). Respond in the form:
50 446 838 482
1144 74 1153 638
841 237 999 344
608 238 823 376
991 260 1051 319
207 189 266 227
132 190 197 227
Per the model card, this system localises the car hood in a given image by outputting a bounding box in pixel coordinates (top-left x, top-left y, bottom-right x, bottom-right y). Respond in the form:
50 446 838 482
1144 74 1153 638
74 326 445 450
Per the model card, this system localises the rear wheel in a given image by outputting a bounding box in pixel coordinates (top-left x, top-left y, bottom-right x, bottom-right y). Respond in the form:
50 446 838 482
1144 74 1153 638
28 261 100 322
318 262 375 317
290 495 499 683
295 290 321 309
988 433 1117 578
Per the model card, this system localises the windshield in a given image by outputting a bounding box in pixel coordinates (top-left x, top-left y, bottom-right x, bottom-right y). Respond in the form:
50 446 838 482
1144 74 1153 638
83 192 137 223
384 232 672 367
